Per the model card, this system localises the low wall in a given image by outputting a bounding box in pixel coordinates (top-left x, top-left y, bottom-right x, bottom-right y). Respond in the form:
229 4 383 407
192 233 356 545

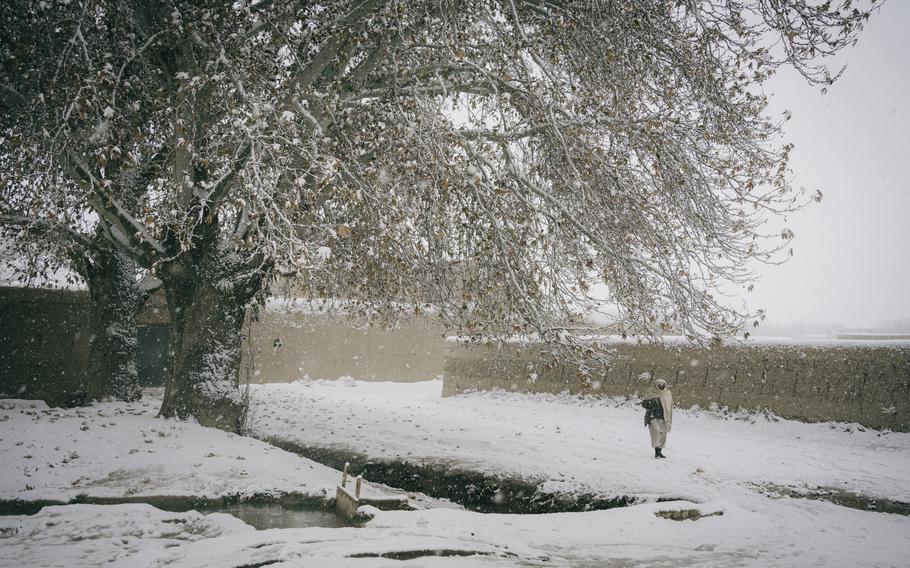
8 283 908 431
0 287 91 406
0 288 449 408
243 309 448 382
442 340 910 432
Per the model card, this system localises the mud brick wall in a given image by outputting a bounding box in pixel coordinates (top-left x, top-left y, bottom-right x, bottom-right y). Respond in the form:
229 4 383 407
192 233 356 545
243 311 448 383
1 286 449 409
0 287 92 406
442 341 910 432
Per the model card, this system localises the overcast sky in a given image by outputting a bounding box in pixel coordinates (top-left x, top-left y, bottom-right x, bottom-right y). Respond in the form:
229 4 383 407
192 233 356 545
742 1 910 330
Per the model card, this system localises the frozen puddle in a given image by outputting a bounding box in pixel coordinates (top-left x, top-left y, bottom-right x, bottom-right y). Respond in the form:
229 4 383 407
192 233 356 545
182 503 348 530
0 499 347 530
756 483 910 516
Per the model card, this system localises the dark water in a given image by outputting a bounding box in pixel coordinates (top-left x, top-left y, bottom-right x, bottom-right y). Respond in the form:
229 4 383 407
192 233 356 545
211 503 349 530
259 437 641 514
0 499 348 530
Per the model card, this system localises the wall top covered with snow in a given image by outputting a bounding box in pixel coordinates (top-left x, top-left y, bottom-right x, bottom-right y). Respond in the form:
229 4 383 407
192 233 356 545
443 340 910 432
444 334 910 349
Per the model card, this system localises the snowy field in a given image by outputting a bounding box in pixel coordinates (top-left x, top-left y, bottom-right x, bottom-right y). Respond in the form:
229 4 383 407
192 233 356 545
248 379 910 505
1 380 909 566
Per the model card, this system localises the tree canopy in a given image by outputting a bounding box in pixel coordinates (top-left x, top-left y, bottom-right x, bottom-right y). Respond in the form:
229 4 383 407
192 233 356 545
1 0 879 423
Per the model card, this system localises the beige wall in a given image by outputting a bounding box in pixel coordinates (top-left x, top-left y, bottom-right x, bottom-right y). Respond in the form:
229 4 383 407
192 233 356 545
442 340 910 432
9 284 906 432
0 288 451 410
135 292 451 383
244 310 449 382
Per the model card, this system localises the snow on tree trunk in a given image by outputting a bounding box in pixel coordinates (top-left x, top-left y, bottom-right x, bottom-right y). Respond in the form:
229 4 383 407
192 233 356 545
83 247 142 403
157 244 263 432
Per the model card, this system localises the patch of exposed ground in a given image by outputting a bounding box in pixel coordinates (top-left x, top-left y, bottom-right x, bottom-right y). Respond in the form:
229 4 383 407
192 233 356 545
755 483 910 516
0 492 329 517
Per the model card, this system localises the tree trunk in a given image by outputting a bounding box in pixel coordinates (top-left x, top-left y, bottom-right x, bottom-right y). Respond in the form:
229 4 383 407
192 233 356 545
83 247 143 402
157 247 264 432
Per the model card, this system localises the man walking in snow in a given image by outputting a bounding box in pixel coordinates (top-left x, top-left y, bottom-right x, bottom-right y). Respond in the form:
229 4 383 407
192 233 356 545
641 379 673 458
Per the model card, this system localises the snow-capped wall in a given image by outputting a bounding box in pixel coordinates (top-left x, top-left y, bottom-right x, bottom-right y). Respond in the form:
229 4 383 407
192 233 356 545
442 340 910 431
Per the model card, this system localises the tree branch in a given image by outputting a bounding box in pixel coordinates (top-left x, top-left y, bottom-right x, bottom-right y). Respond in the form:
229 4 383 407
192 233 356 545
65 152 165 265
202 138 253 214
0 83 27 110
0 214 92 256
293 0 383 90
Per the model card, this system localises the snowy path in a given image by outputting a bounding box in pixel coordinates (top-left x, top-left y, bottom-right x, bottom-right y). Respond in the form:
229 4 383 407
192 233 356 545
247 379 910 505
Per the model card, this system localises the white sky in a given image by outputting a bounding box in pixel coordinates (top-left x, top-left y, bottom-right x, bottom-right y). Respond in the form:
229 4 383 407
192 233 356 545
744 1 910 329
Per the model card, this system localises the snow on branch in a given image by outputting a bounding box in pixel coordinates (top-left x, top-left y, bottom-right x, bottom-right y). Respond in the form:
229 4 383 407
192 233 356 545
67 154 165 265
0 0 881 359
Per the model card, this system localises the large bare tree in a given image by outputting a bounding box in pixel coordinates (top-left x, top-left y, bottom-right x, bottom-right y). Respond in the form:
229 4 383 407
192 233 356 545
0 158 157 403
1 0 878 430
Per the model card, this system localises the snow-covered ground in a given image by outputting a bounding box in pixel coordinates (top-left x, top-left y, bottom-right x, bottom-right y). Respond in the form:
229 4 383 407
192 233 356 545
2 380 910 567
6 497 909 567
0 392 343 502
248 379 910 505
